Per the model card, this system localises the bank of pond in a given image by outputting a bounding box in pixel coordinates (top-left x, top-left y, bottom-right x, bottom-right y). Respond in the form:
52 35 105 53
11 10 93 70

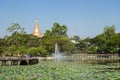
0 53 120 66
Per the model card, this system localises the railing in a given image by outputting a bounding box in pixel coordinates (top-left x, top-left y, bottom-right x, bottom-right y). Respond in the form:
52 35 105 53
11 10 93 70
0 57 38 60
65 53 119 59
63 54 119 63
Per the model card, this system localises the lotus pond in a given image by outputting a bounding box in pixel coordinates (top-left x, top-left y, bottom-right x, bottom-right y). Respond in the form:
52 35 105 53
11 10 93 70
0 61 120 80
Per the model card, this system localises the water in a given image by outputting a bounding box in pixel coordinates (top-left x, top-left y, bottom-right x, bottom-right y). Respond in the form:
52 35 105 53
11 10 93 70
53 43 63 61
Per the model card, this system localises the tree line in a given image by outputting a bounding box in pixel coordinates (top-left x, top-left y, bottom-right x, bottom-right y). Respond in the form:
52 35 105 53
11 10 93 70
74 25 120 54
0 23 74 56
0 23 120 57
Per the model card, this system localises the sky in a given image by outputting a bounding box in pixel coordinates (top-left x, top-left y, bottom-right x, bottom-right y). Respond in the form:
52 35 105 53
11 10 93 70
0 0 120 38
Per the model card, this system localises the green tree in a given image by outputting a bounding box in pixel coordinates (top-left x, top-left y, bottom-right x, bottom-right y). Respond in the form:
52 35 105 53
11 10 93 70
42 36 75 55
7 23 26 34
25 34 41 48
0 38 4 46
6 23 26 55
76 37 92 53
86 46 98 54
112 33 120 47
104 25 116 39
71 35 80 42
7 45 17 56
5 33 42 56
0 47 4 56
93 25 117 54
44 30 52 37
42 22 73 55
28 46 48 57
111 33 120 54
51 23 68 37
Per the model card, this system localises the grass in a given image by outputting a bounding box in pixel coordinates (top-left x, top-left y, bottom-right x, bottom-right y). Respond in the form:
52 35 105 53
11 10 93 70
0 61 120 80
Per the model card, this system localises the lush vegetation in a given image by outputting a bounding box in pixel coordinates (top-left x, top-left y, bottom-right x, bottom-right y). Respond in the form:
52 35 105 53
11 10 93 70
0 61 120 80
0 22 74 56
73 25 120 54
0 22 120 56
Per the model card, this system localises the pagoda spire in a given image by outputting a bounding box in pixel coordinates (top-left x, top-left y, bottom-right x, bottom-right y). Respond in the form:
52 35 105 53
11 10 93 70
32 18 42 38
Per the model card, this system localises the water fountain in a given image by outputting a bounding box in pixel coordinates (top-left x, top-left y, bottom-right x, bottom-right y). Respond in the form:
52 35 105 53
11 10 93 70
53 43 63 61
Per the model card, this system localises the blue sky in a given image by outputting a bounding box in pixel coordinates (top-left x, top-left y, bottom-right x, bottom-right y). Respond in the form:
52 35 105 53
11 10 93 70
0 0 120 38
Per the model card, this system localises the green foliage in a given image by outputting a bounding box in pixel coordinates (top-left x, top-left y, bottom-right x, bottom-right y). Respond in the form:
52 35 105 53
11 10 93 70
28 46 48 56
0 61 120 80
7 45 17 56
86 46 98 54
77 40 86 50
92 25 118 54
112 33 120 47
44 22 68 37
7 23 26 34
44 30 52 37
104 25 116 39
71 35 80 41
0 38 4 46
1 22 120 55
52 23 68 37
76 25 120 54
42 36 75 54
76 38 92 53
0 47 4 55
4 33 43 56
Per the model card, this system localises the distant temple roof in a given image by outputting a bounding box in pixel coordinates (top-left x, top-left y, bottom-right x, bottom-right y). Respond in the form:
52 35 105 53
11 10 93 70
32 19 42 38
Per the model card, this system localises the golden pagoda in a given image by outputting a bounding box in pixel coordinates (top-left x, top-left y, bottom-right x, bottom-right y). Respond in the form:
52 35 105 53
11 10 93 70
32 19 42 38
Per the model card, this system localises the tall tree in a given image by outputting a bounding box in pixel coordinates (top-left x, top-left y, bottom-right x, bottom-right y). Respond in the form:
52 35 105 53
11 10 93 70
51 23 68 37
7 23 26 34
44 30 52 37
103 25 116 39
93 25 117 53
42 36 75 54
